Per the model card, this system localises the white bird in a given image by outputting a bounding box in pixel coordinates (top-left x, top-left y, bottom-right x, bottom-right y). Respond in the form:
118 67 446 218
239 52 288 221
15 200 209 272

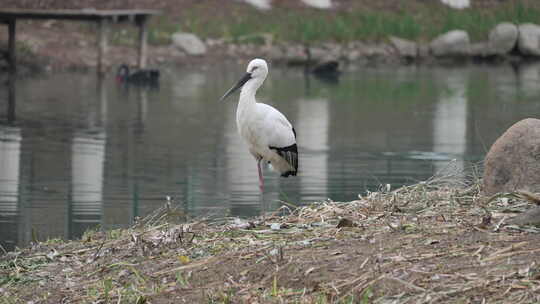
220 58 298 192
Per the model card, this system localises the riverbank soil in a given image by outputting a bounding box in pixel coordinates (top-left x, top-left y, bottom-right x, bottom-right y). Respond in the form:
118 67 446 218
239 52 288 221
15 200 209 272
2 181 540 303
1 0 540 72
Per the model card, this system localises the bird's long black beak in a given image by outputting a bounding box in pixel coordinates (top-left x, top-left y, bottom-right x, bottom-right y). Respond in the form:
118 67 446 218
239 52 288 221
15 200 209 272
219 72 252 102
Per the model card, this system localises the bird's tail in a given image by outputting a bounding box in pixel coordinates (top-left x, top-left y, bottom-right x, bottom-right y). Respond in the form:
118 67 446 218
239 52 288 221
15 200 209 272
269 144 298 177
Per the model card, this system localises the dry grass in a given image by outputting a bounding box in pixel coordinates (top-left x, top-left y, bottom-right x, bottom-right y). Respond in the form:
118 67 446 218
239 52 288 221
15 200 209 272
2 166 540 303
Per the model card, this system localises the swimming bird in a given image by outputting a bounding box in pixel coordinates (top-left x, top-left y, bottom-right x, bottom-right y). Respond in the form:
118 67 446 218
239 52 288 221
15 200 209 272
116 64 160 86
220 58 298 192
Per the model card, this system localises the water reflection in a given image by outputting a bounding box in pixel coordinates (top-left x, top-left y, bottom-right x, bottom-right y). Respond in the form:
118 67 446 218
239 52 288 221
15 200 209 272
224 108 275 216
0 126 21 251
2 64 540 251
433 69 468 177
297 98 329 202
70 131 106 236
516 62 540 98
172 72 206 101
69 78 108 238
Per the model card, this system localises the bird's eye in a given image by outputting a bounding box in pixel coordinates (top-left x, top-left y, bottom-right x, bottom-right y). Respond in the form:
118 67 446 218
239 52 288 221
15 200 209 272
251 66 259 73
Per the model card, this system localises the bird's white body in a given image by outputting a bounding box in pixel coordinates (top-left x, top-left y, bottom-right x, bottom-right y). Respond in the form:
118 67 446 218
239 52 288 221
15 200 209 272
237 96 295 165
220 58 298 191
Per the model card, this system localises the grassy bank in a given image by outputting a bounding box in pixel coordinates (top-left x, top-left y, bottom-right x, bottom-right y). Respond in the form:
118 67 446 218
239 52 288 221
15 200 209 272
2 171 540 303
141 1 540 45
5 1 540 72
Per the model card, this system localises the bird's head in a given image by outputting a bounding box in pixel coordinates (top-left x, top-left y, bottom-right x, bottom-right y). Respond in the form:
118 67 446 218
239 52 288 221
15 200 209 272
116 64 130 82
219 58 268 102
246 58 268 80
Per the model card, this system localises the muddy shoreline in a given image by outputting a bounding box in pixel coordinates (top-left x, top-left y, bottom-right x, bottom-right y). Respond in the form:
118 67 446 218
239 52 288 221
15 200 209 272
2 1 540 74
0 32 535 77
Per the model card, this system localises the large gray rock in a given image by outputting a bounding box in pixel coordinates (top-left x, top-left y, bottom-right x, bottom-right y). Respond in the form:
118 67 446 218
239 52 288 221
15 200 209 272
518 23 540 56
389 36 417 57
430 30 470 56
172 32 207 56
483 118 540 195
489 23 518 55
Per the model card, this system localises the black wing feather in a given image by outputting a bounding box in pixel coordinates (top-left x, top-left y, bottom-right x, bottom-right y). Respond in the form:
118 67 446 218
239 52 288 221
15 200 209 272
269 143 298 177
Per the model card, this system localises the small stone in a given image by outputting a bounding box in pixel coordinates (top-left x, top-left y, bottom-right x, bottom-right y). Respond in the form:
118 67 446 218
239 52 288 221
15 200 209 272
346 49 361 61
440 0 470 9
242 0 272 10
441 0 471 9
489 22 518 55
301 0 332 9
430 30 470 56
518 23 540 56
389 36 417 57
270 223 281 230
361 44 391 57
308 47 328 62
171 32 207 55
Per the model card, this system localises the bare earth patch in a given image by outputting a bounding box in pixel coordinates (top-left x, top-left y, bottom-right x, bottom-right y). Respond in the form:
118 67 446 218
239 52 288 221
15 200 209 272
2 172 540 303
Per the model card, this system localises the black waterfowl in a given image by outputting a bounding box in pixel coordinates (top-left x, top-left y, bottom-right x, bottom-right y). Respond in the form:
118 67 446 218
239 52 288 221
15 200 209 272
304 47 341 83
116 64 160 85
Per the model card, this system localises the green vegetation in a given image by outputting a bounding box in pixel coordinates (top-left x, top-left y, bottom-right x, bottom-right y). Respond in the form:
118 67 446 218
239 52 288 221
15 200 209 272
172 7 424 43
433 2 540 40
167 2 540 43
103 2 540 46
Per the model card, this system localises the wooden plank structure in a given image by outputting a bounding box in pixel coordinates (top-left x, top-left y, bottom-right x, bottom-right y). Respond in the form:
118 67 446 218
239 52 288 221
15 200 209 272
0 9 161 74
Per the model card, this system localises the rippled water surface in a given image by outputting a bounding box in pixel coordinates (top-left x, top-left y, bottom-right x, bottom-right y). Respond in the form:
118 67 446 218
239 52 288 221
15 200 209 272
1 62 540 250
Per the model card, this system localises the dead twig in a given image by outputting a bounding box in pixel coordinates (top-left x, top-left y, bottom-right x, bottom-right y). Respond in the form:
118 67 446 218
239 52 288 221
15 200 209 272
339 274 384 302
482 241 528 262
386 276 426 293
515 190 540 205
482 247 540 263
493 215 508 232
90 240 106 263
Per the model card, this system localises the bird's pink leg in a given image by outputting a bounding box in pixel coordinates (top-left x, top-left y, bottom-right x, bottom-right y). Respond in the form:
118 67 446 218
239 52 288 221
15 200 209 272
257 159 264 193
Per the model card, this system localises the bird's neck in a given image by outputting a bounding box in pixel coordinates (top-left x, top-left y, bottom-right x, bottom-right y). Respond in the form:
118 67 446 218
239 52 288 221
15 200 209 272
239 78 262 109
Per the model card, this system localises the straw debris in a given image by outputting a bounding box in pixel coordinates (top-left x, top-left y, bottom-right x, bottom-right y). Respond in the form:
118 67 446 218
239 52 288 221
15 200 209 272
2 173 540 303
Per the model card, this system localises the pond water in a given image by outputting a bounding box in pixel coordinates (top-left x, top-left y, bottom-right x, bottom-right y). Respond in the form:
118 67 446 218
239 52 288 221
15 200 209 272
1 62 540 251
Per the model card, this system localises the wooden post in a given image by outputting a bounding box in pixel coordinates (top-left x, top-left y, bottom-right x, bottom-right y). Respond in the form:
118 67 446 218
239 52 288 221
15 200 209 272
7 70 16 123
7 19 16 73
136 15 148 69
98 75 108 127
97 18 108 76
